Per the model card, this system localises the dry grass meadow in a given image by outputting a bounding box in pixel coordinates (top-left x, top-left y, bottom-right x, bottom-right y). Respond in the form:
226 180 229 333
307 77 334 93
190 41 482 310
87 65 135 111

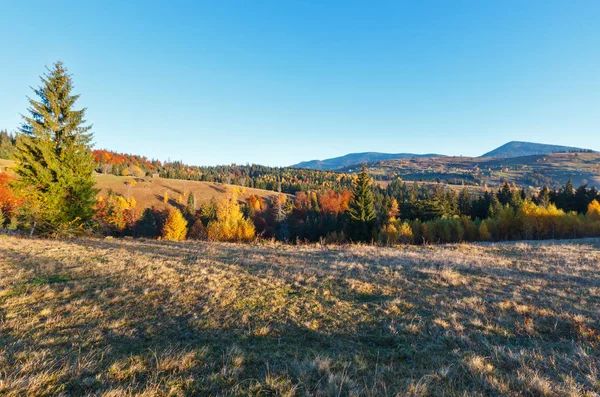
0 235 599 396
95 174 280 210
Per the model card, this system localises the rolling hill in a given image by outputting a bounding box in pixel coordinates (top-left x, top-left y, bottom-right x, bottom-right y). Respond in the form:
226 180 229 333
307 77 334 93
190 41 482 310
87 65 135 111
0 158 282 208
480 141 592 158
95 173 281 209
292 141 596 171
292 152 440 170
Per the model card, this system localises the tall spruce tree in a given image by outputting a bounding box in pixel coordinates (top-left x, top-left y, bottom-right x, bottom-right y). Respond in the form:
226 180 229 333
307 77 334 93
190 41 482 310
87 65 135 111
348 166 376 241
15 61 97 234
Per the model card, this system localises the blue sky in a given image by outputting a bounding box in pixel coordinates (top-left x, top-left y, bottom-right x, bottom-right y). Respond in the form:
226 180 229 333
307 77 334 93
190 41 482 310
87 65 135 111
1 1 599 166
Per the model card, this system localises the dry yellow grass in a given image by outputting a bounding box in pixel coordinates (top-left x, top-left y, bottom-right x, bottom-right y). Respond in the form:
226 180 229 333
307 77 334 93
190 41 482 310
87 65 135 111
95 174 281 210
0 158 282 209
1 236 599 396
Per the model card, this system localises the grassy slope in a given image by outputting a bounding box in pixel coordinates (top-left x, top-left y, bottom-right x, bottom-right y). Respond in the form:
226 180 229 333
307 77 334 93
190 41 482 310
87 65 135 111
1 236 599 396
0 157 280 208
95 174 280 210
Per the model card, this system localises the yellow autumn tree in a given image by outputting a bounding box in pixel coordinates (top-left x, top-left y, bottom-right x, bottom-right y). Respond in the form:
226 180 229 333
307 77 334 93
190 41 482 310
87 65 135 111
162 208 188 241
397 221 413 244
163 191 169 204
588 200 600 221
95 193 137 233
379 222 398 246
207 192 255 242
479 220 491 241
388 199 400 219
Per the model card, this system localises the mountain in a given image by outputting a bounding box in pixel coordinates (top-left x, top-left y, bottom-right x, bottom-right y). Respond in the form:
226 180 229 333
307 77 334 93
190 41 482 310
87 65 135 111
291 152 441 170
480 141 592 159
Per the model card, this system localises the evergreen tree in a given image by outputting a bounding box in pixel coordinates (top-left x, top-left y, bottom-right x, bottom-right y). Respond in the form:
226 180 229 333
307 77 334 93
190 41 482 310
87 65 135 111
458 188 471 216
348 166 376 241
0 130 18 160
15 61 96 234
537 186 551 208
187 191 196 211
136 207 161 238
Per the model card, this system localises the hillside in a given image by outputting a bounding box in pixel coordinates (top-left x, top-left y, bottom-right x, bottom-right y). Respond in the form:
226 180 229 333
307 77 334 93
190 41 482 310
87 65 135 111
292 141 596 171
95 174 281 210
480 141 591 158
359 151 600 189
0 158 282 207
1 236 599 395
292 152 440 170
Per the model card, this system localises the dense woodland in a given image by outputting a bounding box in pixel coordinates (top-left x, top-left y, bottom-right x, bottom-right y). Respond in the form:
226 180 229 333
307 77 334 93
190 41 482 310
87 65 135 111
2 62 600 245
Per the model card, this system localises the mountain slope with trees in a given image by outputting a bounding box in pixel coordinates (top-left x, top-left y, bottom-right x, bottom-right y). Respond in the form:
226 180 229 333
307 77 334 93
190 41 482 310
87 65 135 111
292 152 441 170
480 141 592 158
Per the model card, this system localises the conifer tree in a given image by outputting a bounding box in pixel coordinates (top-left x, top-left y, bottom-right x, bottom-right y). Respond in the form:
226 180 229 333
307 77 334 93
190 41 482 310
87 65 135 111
187 192 196 211
348 166 376 241
15 61 96 234
162 207 188 241
458 188 471 216
537 186 551 208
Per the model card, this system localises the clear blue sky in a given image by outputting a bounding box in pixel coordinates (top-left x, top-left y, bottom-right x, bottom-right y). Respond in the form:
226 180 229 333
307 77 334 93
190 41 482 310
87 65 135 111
1 1 599 166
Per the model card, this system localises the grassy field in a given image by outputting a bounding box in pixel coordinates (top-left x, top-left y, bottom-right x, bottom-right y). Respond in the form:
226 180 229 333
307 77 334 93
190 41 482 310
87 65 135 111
1 236 599 396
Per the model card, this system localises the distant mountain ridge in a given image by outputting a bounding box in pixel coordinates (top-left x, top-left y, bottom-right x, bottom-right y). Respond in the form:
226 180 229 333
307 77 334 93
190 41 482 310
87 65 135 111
479 141 592 158
292 141 595 170
292 152 441 170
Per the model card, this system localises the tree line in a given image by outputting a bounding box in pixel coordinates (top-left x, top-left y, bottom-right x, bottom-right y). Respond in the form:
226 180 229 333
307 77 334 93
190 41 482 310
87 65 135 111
2 61 600 246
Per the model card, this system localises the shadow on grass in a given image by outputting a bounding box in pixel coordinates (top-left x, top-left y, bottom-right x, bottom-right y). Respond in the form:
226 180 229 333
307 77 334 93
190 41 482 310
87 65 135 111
1 237 599 395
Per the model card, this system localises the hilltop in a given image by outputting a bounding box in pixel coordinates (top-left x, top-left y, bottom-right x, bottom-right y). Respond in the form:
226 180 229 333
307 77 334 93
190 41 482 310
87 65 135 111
480 141 591 158
1 236 598 395
292 152 440 170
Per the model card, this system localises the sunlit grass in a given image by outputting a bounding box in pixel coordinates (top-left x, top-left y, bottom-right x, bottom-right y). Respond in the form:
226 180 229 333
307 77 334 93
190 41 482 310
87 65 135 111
1 235 599 395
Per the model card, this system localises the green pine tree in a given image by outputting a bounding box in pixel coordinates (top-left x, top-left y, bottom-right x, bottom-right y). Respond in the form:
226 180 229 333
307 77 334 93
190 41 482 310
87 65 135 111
15 61 97 235
348 166 377 242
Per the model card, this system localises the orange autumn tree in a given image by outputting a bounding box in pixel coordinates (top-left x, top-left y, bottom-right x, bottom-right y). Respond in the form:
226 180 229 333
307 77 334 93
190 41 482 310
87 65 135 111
319 189 352 215
0 173 22 227
247 194 264 213
95 192 138 234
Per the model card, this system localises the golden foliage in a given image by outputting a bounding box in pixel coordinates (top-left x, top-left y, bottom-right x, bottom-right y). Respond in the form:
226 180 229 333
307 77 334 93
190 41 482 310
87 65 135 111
207 193 255 242
247 194 264 212
95 193 137 232
379 219 413 245
588 200 600 221
162 208 188 241
478 220 491 241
